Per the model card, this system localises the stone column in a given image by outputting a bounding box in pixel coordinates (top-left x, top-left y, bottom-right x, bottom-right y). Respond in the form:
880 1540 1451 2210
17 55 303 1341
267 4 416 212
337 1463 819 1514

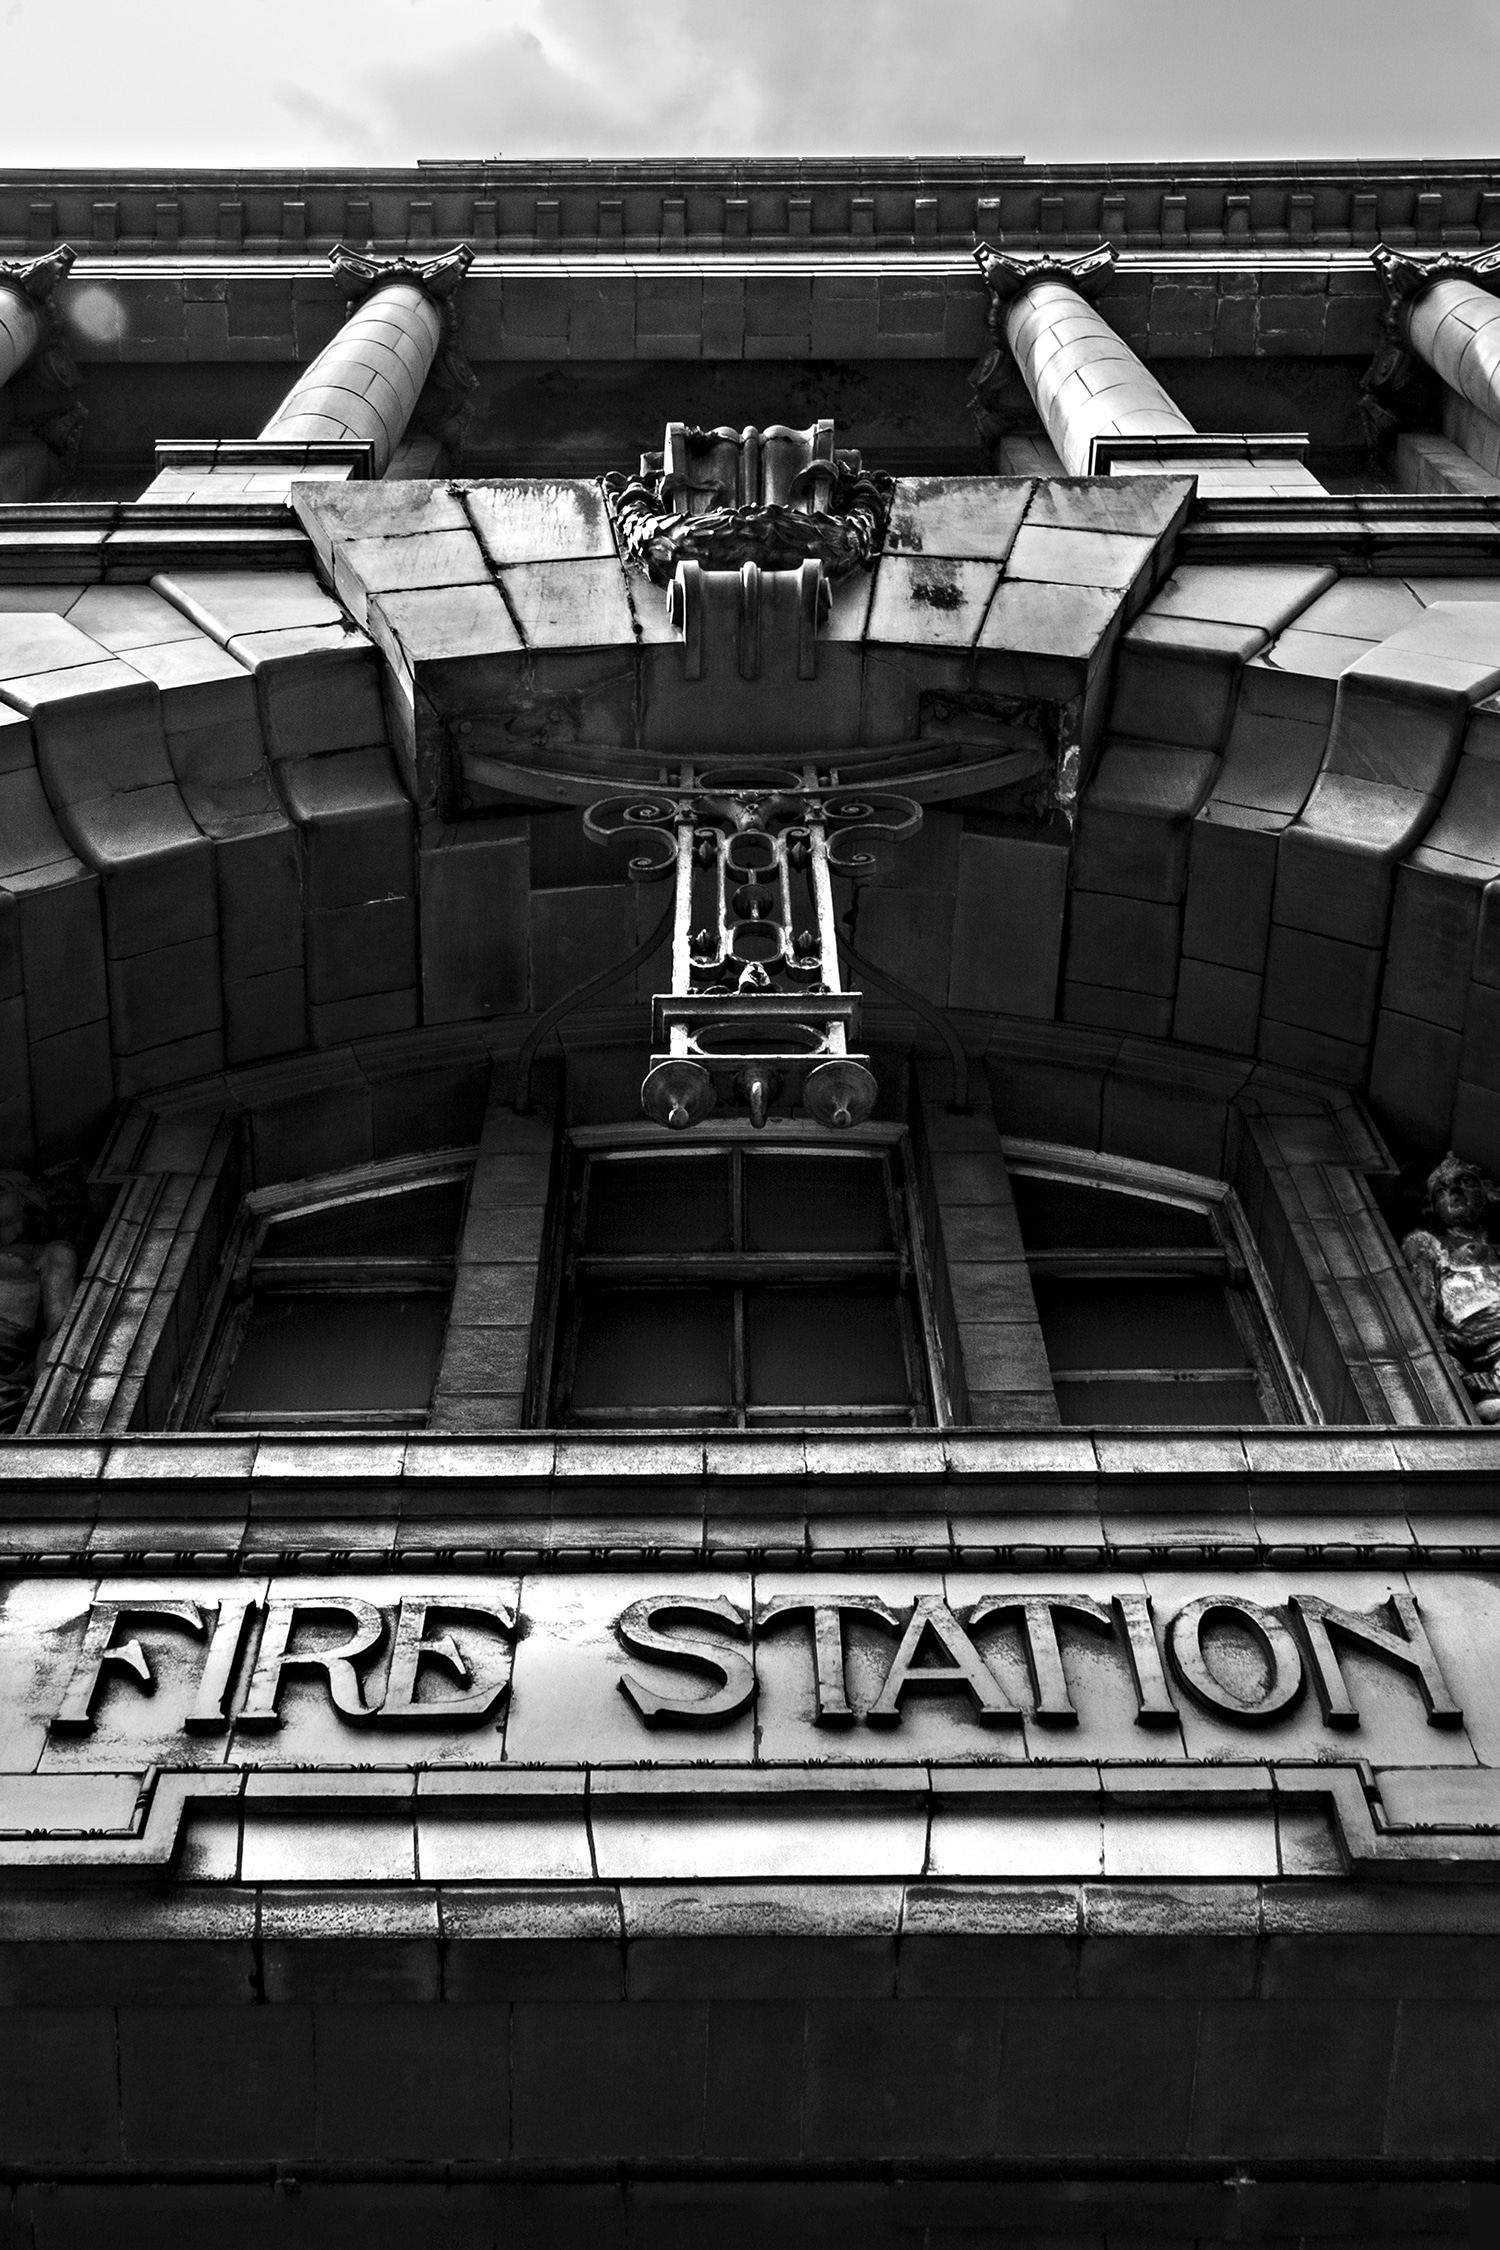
0 275 47 394
259 243 475 477
1373 244 1500 419
0 247 76 387
0 248 80 502
972 244 1194 476
1370 245 1500 494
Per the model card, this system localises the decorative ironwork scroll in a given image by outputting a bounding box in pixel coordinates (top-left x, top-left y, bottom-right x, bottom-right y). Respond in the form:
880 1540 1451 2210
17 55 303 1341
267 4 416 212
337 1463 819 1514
584 767 921 1131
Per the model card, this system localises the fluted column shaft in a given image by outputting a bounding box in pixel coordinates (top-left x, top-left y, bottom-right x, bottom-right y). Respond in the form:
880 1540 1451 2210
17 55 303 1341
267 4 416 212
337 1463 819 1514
1405 274 1500 430
1004 279 1195 477
259 279 444 478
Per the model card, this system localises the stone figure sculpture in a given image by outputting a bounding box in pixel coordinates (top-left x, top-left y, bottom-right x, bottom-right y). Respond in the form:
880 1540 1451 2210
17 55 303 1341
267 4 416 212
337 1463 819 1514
0 1172 77 1433
1402 1152 1500 1423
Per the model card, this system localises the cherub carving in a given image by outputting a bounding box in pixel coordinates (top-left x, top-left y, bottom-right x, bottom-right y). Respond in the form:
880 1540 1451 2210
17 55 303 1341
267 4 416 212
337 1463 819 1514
1402 1152 1500 1424
0 1172 77 1433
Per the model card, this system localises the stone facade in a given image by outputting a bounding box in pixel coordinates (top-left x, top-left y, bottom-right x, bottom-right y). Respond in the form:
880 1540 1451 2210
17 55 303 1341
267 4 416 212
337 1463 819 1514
2 159 1500 2245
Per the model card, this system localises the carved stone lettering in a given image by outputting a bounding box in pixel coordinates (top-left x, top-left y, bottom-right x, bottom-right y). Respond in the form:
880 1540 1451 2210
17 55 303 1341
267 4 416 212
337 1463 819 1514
1167 1596 1306 1725
1291 1592 1464 1730
615 1596 755 1727
968 1594 1114 1726
49 1600 208 1735
377 1597 517 1725
182 1599 258 1736
25 1580 1474 1747
866 1595 1021 1727
237 1599 386 1731
1112 1595 1180 1727
757 1595 902 1723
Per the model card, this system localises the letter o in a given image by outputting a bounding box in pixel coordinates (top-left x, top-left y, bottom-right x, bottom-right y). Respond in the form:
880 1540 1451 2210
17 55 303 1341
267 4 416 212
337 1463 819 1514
1166 1596 1304 1725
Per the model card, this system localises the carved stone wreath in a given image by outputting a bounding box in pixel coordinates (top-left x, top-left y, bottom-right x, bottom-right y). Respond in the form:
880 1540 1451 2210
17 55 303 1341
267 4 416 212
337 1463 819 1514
602 454 893 586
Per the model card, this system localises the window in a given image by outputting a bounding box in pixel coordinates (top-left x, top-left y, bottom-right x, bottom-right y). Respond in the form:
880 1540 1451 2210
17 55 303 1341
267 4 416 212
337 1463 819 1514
1005 1144 1316 1428
542 1125 945 1428
176 1160 470 1431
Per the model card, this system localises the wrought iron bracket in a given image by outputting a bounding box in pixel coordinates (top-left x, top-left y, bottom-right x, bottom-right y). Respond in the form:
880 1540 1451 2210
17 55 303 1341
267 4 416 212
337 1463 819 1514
584 765 921 1132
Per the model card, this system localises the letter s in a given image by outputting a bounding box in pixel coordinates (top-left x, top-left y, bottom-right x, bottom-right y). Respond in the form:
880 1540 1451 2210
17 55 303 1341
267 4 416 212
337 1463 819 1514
615 1597 754 1728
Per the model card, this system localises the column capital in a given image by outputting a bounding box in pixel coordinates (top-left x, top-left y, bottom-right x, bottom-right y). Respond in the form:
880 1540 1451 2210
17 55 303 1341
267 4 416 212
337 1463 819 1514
328 241 474 305
970 241 1116 306
0 244 76 304
1363 242 1500 436
1371 240 1500 317
970 245 1119 401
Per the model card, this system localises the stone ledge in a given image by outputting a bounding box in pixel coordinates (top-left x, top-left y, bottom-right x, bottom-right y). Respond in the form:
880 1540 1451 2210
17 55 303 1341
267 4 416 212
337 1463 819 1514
0 1758 1485 1889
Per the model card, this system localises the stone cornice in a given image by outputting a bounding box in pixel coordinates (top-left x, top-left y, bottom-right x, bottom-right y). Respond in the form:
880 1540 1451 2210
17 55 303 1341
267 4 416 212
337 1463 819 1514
0 499 311 579
3 160 1499 262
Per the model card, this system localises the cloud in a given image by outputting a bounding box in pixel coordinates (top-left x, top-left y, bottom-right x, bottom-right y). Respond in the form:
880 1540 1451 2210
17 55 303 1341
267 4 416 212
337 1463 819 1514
272 82 384 162
2 0 1498 165
350 0 1500 163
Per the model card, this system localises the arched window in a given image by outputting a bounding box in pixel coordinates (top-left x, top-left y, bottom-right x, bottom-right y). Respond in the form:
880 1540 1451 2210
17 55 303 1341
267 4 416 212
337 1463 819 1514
1004 1144 1317 1426
178 1160 470 1431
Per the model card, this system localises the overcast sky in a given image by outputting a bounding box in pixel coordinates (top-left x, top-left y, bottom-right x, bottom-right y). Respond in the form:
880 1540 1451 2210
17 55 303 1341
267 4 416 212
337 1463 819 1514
3 0 1493 169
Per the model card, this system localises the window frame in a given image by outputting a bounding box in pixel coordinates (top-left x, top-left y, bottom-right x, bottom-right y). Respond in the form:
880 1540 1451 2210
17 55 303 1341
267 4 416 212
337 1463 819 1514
1001 1137 1323 1427
538 1119 953 1431
171 1150 475 1434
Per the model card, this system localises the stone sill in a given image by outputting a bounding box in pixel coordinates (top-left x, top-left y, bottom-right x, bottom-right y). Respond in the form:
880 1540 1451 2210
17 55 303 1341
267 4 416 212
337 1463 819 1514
5 1425 1497 1481
1 1429 1497 1571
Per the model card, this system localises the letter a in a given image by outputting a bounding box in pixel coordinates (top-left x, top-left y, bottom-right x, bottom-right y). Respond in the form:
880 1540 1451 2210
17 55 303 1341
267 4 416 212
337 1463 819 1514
866 1596 1020 1727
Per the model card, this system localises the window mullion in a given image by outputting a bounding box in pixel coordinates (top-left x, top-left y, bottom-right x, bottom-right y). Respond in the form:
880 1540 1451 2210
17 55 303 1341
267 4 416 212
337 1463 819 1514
732 1285 748 1428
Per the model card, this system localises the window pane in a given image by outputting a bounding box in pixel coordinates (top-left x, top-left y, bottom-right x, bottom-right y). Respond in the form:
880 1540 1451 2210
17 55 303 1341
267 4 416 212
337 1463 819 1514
746 1284 910 1407
1033 1277 1250 1372
744 1153 893 1252
219 1291 449 1414
261 1180 466 1261
570 1287 733 1410
1011 1175 1216 1252
1054 1378 1266 1427
584 1155 731 1253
